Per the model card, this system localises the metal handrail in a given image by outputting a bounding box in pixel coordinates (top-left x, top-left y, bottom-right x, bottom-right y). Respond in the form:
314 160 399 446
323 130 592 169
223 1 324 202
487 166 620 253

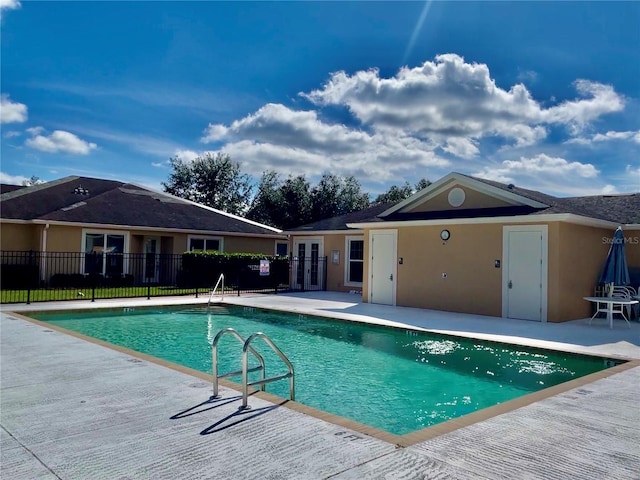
211 328 265 398
241 332 294 409
208 273 225 306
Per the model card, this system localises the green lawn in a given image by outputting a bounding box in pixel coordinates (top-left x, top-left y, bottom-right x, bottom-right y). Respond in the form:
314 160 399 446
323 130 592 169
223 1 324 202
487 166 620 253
1 286 206 304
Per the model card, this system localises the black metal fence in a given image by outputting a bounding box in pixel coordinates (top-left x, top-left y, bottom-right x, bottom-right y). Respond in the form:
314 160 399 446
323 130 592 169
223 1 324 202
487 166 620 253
0 251 327 304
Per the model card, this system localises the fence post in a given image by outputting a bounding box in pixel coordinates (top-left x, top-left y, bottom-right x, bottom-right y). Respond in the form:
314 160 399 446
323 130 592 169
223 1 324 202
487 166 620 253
26 287 31 305
91 285 96 302
147 278 151 300
195 287 199 298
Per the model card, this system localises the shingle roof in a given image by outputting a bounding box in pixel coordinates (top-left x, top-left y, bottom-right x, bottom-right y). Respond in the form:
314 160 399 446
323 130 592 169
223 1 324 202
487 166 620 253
0 184 26 195
0 176 283 235
300 173 640 228
287 202 398 232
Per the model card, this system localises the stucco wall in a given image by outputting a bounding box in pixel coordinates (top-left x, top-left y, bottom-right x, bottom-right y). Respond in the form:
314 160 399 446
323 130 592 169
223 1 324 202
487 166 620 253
361 221 636 323
394 223 503 316
408 187 512 213
39 226 283 256
0 222 39 250
224 236 283 255
325 233 363 292
547 223 610 321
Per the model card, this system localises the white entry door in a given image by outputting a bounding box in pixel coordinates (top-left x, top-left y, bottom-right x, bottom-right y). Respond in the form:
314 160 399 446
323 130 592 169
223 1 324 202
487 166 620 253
293 238 323 290
369 230 397 305
503 226 547 322
144 236 160 283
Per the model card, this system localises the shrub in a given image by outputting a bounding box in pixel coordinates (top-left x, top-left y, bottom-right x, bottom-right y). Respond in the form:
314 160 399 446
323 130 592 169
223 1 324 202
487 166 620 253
0 264 39 289
178 251 289 289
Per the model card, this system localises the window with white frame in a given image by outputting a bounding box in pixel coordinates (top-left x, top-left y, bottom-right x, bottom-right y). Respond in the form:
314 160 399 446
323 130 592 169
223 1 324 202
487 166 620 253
275 241 289 257
345 236 364 286
82 231 128 276
188 235 223 252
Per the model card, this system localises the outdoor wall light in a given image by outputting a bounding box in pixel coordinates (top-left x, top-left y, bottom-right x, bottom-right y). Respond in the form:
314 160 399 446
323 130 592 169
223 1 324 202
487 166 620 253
440 229 450 241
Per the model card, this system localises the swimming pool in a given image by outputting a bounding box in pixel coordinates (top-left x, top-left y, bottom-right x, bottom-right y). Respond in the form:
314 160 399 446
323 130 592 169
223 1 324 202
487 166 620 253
33 305 613 435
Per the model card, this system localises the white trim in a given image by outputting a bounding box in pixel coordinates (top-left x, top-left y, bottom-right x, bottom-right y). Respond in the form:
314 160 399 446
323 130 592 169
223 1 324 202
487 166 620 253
348 213 623 230
284 229 365 235
368 229 397 306
380 173 549 216
502 225 548 323
292 236 325 290
81 229 131 276
275 240 289 256
187 234 224 252
292 236 324 256
344 235 364 287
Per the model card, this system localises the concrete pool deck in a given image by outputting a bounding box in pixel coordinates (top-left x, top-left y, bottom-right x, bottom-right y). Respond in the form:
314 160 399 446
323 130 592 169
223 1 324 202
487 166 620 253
2 292 640 479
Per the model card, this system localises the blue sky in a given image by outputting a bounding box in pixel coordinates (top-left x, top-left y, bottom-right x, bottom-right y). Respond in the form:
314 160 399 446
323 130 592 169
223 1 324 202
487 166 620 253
1 1 639 197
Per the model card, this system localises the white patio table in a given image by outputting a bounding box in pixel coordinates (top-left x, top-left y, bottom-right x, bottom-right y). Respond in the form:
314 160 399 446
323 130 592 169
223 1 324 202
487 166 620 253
583 296 639 329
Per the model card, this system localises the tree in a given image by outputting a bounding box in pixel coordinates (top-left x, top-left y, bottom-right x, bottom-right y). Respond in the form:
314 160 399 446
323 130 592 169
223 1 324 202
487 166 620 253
245 170 284 227
162 153 252 215
373 178 432 204
310 173 370 222
248 171 371 229
247 172 313 230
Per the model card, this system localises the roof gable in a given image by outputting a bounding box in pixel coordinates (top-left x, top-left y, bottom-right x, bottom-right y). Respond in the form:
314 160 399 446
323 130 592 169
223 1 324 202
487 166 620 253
381 173 551 218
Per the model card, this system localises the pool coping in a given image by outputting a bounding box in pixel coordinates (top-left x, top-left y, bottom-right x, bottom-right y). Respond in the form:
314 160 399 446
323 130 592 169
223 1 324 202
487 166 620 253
8 302 639 448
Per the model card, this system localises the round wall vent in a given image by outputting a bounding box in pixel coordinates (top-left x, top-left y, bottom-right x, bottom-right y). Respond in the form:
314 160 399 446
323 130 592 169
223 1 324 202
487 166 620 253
447 187 466 207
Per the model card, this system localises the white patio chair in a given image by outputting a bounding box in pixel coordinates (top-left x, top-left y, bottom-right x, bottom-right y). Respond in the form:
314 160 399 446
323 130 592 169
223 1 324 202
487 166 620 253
589 287 630 326
612 287 632 324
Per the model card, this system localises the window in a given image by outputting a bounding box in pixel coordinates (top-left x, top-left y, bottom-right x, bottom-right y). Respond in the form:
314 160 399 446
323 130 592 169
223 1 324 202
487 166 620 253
275 241 288 257
345 236 364 286
83 231 127 276
188 236 223 252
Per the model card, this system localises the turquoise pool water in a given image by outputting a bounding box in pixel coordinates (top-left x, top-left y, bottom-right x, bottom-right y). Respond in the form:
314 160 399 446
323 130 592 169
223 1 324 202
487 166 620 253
34 305 612 435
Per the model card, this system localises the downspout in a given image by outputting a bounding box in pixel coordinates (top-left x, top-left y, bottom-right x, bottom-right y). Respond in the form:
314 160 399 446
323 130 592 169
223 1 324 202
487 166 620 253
40 223 50 283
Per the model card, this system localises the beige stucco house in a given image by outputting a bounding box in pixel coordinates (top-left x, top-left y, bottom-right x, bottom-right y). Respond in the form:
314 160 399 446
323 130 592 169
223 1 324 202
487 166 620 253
289 173 640 322
0 176 287 285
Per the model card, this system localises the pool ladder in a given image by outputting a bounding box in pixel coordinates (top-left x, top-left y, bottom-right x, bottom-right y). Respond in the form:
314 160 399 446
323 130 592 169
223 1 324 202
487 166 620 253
211 328 295 409
207 273 225 306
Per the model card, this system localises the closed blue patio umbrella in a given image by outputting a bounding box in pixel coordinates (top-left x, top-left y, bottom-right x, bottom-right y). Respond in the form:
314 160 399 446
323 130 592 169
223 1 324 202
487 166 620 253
598 226 630 287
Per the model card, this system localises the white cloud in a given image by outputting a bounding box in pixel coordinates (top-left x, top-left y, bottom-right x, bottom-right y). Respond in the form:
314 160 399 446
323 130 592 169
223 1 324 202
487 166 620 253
301 54 624 146
517 70 538 84
566 129 640 145
441 137 479 159
173 149 204 162
3 130 21 138
53 124 184 158
473 154 607 196
593 130 640 143
0 171 29 185
25 128 97 155
626 164 640 177
0 0 20 14
476 153 599 180
544 81 624 133
26 126 44 135
202 103 449 181
196 53 631 191
0 94 28 123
